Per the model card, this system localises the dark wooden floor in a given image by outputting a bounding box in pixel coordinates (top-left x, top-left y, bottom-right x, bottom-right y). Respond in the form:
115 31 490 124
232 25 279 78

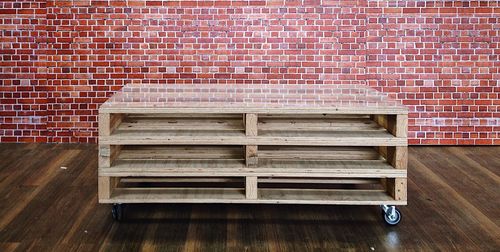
0 144 499 251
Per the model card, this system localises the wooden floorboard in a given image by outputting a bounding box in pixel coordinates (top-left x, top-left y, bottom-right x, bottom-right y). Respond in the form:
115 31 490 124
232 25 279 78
0 143 499 251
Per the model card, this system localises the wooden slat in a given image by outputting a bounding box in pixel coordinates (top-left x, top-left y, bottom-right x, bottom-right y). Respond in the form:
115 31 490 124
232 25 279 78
100 130 406 146
101 188 406 205
256 131 406 146
258 146 381 160
258 189 405 205
259 114 371 119
102 188 246 203
118 145 243 160
99 159 406 178
99 107 408 115
114 115 387 133
127 113 241 118
120 177 243 183
119 177 378 184
118 117 244 131
258 178 378 184
258 118 384 131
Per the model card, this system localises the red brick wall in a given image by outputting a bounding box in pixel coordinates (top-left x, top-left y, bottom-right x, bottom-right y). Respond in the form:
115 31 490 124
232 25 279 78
0 0 47 142
1 0 499 144
366 0 500 145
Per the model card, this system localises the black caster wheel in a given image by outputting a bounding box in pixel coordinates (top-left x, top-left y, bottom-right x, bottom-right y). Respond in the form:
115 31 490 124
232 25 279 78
111 204 123 221
382 207 401 226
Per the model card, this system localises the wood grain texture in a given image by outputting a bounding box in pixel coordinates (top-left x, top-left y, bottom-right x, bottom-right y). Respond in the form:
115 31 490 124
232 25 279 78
245 145 258 167
245 177 258 200
99 130 407 146
245 113 258 137
1 144 499 251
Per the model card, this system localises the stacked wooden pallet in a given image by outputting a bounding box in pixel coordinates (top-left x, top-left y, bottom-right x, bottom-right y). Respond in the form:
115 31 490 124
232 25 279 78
98 84 408 224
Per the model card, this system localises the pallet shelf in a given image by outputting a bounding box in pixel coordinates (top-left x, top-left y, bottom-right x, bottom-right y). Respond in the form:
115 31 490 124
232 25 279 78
98 84 408 223
101 188 403 205
99 161 406 178
100 131 405 146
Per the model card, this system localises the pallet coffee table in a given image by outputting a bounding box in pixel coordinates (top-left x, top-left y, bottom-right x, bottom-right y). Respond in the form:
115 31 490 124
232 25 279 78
98 84 408 225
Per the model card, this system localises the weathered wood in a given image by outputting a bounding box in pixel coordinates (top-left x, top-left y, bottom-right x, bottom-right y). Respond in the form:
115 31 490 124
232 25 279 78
98 176 117 201
245 114 258 167
99 159 407 178
119 117 244 131
128 113 241 118
245 145 258 167
387 178 407 201
119 177 377 184
100 188 405 205
245 113 258 136
258 146 381 160
119 145 243 160
100 107 408 115
259 117 384 131
395 114 408 138
97 85 408 207
98 145 121 168
386 146 408 169
100 130 406 146
99 113 123 137
245 177 258 199
98 113 111 137
260 114 371 119
374 114 408 138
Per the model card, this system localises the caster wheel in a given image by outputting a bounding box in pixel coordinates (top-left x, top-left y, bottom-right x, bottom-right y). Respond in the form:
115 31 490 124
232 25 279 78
111 204 123 221
382 208 401 226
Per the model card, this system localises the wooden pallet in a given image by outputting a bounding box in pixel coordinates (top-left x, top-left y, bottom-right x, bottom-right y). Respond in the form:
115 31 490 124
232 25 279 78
98 84 408 206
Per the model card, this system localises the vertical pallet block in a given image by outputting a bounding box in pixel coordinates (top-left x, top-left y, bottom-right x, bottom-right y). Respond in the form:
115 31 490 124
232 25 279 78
98 113 122 203
245 113 258 199
374 114 408 202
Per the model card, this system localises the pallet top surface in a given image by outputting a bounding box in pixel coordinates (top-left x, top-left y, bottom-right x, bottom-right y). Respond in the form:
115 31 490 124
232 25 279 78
100 84 407 114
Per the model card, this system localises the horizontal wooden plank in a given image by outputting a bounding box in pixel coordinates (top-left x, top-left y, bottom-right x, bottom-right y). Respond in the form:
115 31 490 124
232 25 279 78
99 159 406 178
119 145 244 160
119 117 244 131
127 113 242 118
259 114 371 119
101 187 406 205
118 114 384 133
258 178 378 184
120 177 243 183
258 118 384 132
111 146 385 167
99 107 408 115
100 130 406 146
258 146 381 160
119 177 378 184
